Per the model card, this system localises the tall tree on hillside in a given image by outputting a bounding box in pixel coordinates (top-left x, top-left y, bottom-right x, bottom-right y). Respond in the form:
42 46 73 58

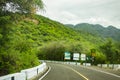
100 39 115 63
0 0 44 14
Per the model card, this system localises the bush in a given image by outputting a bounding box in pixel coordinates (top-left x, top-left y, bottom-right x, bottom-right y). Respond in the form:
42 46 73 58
0 49 20 76
37 42 65 61
0 41 39 76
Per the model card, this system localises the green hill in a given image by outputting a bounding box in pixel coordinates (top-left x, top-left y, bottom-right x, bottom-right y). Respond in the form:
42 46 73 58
66 23 120 41
0 13 120 76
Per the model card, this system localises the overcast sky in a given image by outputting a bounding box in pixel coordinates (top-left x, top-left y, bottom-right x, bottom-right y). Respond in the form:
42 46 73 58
37 0 120 29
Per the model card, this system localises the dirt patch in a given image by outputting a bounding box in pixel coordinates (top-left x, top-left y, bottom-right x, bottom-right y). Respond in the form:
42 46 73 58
24 18 39 25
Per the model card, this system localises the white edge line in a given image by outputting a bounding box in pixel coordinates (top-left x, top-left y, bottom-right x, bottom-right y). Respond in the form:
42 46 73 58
82 66 120 78
39 66 51 80
93 68 120 78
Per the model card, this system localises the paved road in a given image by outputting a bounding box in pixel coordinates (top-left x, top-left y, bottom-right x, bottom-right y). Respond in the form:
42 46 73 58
41 63 120 80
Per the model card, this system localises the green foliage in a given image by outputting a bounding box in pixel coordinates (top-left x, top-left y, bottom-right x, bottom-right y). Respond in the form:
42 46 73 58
0 13 120 76
0 48 20 75
93 52 106 65
0 14 40 76
37 42 65 61
0 34 2 39
0 16 11 25
66 23 120 41
100 39 120 63
19 50 39 69
64 41 89 54
0 0 44 14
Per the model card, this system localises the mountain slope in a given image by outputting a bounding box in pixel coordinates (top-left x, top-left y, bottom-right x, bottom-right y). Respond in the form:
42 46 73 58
0 14 105 75
2 13 120 76
66 23 120 41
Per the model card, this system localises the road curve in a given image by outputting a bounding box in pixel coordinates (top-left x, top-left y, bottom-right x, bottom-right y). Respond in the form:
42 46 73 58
41 63 120 80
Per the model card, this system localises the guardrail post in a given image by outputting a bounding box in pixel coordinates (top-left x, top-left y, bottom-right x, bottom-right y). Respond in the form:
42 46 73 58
37 68 39 75
101 64 102 68
107 64 109 68
112 64 114 69
25 71 27 80
11 76 14 80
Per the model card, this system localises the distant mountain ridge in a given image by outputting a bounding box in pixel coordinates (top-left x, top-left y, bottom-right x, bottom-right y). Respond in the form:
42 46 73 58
65 23 120 41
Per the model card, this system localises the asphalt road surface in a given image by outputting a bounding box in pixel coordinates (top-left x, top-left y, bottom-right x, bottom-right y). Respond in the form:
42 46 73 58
41 63 120 80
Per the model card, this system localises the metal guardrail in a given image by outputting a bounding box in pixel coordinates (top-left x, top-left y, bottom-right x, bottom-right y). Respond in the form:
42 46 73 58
42 60 91 66
0 63 47 80
97 64 120 70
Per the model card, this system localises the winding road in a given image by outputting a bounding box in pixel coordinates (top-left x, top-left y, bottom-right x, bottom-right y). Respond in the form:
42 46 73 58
41 62 120 80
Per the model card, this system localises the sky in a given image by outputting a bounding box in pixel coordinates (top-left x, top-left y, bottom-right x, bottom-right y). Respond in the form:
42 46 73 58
37 0 120 29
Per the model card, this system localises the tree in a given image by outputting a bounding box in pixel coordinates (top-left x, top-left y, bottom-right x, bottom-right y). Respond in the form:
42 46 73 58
100 39 115 63
0 0 44 14
37 42 65 61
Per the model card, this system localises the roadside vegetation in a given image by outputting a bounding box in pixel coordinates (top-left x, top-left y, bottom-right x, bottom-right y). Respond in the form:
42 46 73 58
0 0 120 76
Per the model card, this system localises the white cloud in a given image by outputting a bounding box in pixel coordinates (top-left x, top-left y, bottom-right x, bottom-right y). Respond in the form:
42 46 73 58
37 0 120 29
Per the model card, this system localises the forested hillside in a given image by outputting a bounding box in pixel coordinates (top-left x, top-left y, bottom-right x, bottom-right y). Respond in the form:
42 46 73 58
66 23 120 41
66 23 120 64
0 5 120 76
0 13 106 75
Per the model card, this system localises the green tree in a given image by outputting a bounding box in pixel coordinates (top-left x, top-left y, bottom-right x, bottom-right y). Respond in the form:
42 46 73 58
0 0 44 14
100 39 115 63
0 48 21 76
37 42 65 61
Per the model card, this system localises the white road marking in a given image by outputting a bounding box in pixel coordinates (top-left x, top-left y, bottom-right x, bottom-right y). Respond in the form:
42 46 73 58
81 66 120 78
39 66 51 80
63 65 89 80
